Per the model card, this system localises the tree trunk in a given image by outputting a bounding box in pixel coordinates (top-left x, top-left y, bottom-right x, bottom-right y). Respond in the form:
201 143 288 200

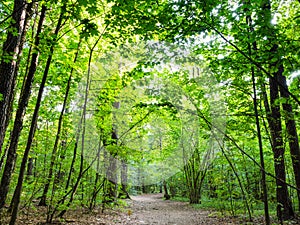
104 130 118 203
269 70 294 221
104 154 118 203
245 7 270 223
260 57 294 221
3 2 34 146
183 146 205 205
26 157 34 176
63 39 83 192
0 4 44 210
65 142 78 191
163 180 170 200
119 160 130 199
278 73 300 210
104 98 120 203
89 142 103 210
0 0 28 154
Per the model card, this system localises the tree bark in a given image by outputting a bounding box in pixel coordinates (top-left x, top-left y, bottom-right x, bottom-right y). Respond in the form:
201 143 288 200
278 73 300 210
0 0 28 155
260 50 293 221
3 2 34 144
103 130 118 204
119 160 130 199
269 69 294 221
163 180 170 200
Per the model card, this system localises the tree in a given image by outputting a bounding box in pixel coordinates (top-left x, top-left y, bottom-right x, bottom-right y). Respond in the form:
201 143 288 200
0 3 44 211
0 0 31 155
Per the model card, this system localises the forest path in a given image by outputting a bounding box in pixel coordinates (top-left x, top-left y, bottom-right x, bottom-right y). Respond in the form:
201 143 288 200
13 193 253 224
126 193 238 225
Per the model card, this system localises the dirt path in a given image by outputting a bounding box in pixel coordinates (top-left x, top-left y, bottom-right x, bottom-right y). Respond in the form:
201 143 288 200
126 193 239 225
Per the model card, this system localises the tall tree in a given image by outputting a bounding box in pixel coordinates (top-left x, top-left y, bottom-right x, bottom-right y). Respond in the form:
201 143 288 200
259 0 295 220
0 0 30 154
0 4 46 210
278 68 300 211
19 2 67 207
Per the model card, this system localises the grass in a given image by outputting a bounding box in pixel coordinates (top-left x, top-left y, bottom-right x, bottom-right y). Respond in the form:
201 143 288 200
170 196 190 202
191 197 278 217
170 195 300 224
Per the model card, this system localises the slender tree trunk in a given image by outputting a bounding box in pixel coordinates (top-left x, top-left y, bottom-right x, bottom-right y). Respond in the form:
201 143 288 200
89 138 103 209
45 140 78 222
48 144 87 222
0 145 9 172
0 4 43 210
35 3 66 206
250 63 270 225
47 141 99 220
221 146 252 220
55 152 89 220
103 101 120 204
65 141 78 190
59 41 82 193
244 7 270 223
0 0 28 154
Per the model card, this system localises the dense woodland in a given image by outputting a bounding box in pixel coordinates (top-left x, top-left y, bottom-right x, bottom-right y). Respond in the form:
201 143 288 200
1 0 300 224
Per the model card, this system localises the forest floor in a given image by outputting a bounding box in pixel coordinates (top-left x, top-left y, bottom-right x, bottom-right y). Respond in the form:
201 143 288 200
7 193 299 224
122 193 243 225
